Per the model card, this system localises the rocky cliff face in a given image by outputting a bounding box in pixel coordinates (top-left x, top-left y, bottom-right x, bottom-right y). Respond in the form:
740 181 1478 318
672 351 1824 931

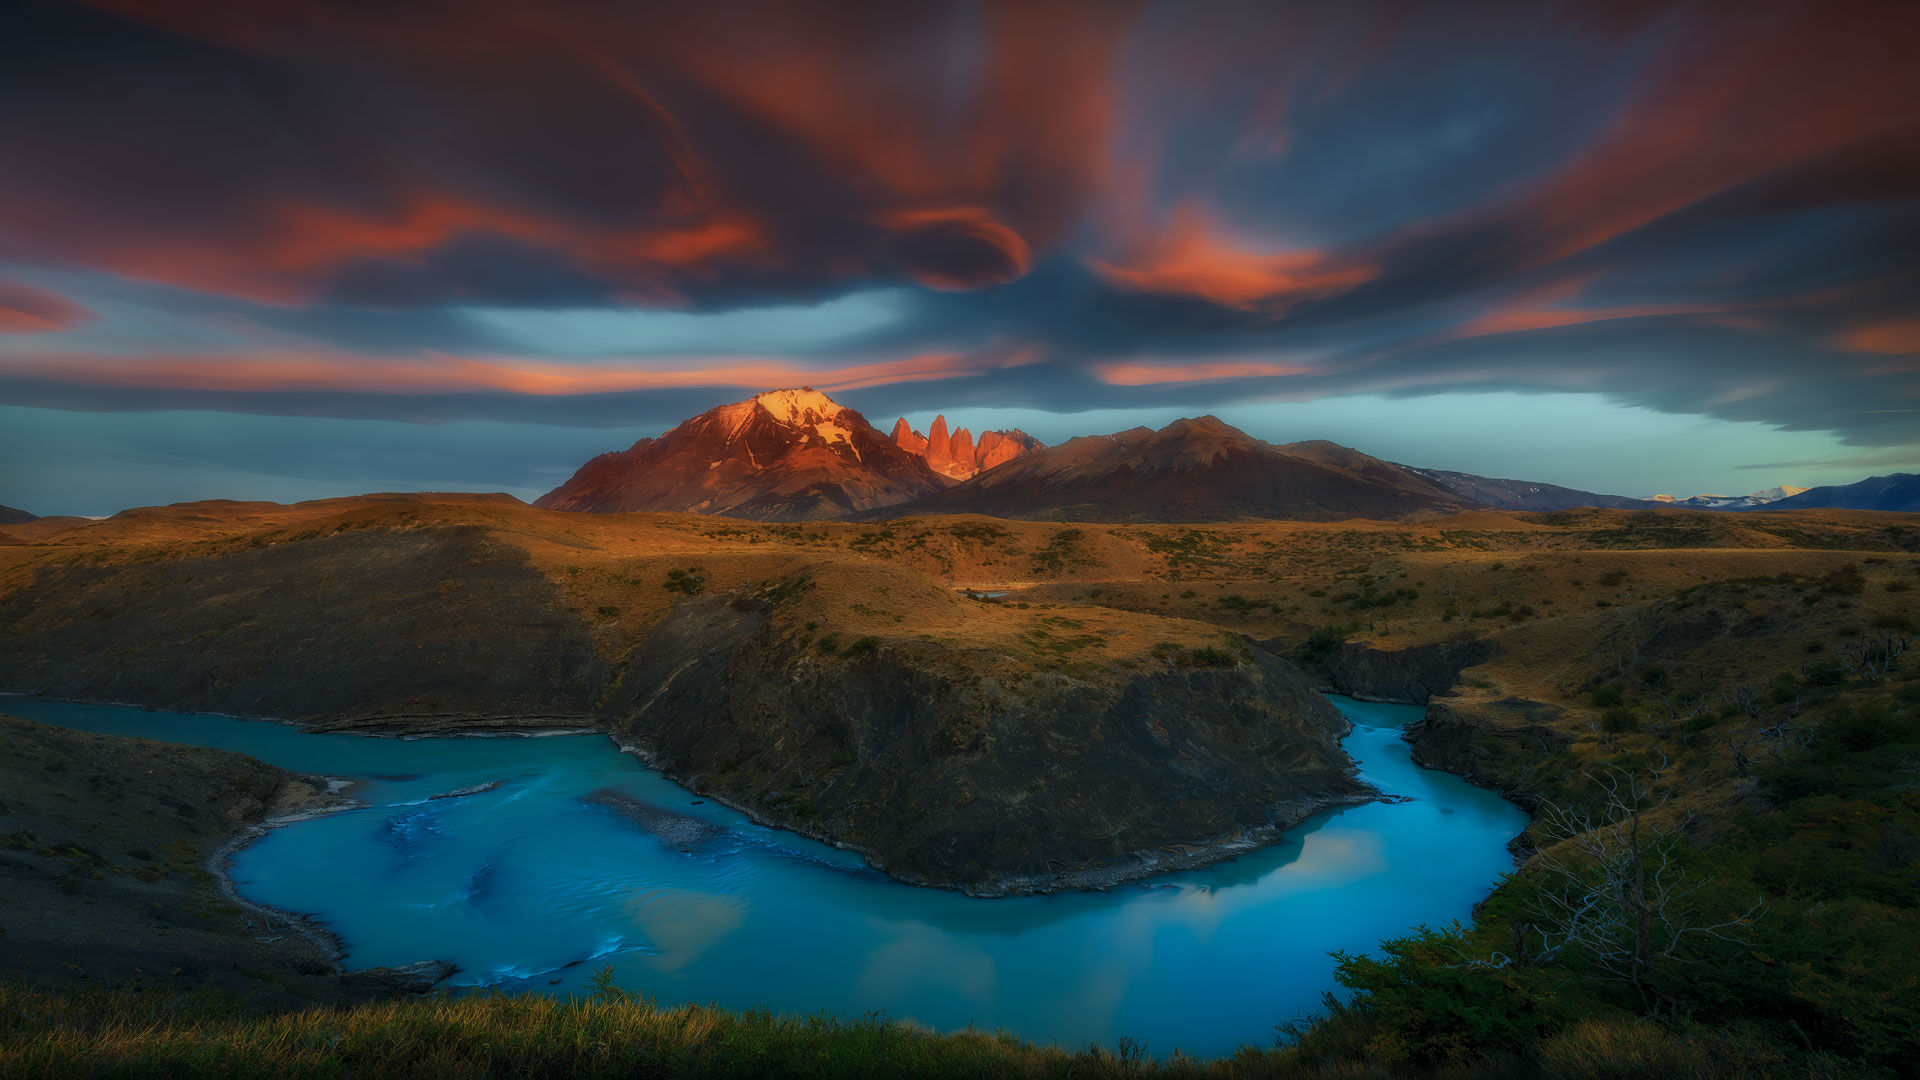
1298 637 1498 704
1403 697 1571 820
606 587 1367 894
889 415 1044 481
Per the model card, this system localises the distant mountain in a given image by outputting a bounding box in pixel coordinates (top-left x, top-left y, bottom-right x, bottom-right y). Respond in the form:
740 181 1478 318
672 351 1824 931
889 416 1044 480
1644 485 1808 510
1750 474 1920 512
1404 468 1659 511
0 505 37 525
864 416 1474 522
536 389 948 521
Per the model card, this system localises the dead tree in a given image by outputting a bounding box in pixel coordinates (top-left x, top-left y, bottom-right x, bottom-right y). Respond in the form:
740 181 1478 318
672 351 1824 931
1832 632 1910 683
1722 680 1765 721
1471 757 1763 1015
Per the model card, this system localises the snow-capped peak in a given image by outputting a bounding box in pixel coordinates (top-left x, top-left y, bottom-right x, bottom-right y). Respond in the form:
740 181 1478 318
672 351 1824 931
754 387 843 424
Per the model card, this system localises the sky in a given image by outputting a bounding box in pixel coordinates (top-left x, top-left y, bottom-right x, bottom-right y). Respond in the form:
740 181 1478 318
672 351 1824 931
3 0 1918 516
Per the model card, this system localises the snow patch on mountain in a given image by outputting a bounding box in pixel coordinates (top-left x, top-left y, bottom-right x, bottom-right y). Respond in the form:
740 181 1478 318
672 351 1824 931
755 387 841 424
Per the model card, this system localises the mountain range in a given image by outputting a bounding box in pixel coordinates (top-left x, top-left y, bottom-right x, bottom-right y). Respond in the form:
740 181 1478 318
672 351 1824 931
534 388 1918 522
1644 486 1809 510
534 389 947 521
1755 474 1920 512
1398 468 1657 512
870 420 1474 522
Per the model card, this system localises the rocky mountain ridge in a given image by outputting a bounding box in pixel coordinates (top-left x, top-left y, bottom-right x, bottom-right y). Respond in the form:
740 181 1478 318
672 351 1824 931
535 388 946 521
867 416 1477 522
1754 473 1920 512
889 416 1045 480
531 387 1902 523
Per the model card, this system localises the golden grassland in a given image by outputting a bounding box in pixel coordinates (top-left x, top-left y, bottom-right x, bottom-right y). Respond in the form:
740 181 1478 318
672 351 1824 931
4 494 1913 681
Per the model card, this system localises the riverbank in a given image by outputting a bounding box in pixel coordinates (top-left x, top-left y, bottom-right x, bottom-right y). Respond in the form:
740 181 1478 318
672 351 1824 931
0 713 454 1006
8 683 1374 901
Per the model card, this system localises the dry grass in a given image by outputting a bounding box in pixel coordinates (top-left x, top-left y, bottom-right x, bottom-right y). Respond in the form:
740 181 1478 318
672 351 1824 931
0 981 1846 1080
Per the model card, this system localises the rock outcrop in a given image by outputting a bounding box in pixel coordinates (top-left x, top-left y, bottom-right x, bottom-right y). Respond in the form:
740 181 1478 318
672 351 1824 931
605 587 1367 895
889 415 1044 481
1404 697 1573 817
1297 636 1497 704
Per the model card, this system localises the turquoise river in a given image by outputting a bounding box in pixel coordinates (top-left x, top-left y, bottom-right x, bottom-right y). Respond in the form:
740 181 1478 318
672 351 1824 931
8 695 1527 1058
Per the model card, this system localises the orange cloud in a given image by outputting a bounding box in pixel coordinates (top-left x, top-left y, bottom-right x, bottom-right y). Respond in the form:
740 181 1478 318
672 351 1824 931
1089 205 1374 311
0 280 91 333
1094 358 1314 386
72 194 770 306
0 348 1022 397
54 0 1136 303
1448 275 1867 344
1476 6 1918 270
876 207 1034 290
1840 318 1920 355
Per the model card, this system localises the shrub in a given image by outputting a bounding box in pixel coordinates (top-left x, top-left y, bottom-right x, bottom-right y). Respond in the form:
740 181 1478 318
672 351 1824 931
1602 707 1640 733
1299 625 1352 666
1820 564 1866 595
843 636 881 658
1768 673 1800 703
1183 646 1238 668
662 568 705 595
1332 927 1550 1067
1804 658 1848 687
1590 685 1625 708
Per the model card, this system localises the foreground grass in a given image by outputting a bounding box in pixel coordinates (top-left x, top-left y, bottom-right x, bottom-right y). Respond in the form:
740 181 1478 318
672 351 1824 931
0 980 1867 1079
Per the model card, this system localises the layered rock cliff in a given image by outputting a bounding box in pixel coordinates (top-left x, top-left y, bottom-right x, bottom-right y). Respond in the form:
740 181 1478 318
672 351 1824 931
605 583 1366 895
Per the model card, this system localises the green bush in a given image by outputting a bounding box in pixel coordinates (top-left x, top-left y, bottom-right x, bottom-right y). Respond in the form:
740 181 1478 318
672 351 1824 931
662 568 705 596
1332 927 1551 1067
1298 625 1352 666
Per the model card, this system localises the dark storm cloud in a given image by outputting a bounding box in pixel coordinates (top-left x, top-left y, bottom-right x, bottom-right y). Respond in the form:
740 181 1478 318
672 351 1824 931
1 0 1918 451
1 0 1128 307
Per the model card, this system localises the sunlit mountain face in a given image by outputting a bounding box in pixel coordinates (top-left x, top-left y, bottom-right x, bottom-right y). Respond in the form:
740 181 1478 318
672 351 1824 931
3 0 1918 514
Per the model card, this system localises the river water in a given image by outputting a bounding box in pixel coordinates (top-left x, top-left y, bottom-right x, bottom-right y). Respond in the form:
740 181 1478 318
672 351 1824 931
8 695 1525 1058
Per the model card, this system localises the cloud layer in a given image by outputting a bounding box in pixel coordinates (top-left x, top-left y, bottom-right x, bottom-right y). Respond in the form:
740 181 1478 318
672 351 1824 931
2 0 1917 449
